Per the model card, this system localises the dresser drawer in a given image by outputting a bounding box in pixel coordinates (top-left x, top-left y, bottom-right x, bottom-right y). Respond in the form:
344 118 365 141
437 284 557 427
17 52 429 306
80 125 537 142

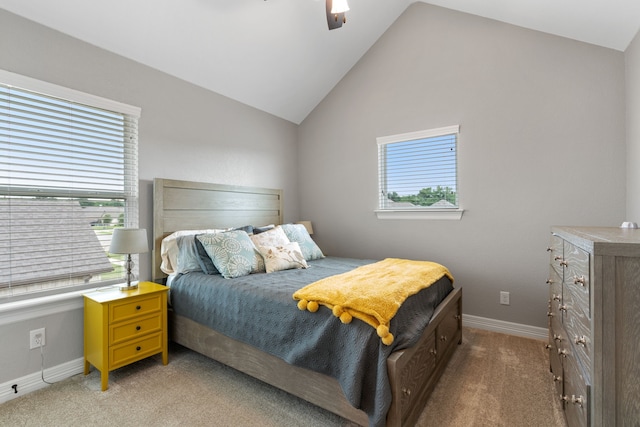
110 332 163 370
548 319 564 397
563 354 590 427
562 290 591 372
547 268 562 309
398 333 437 419
435 304 460 360
110 313 163 346
562 242 590 317
549 234 564 278
110 294 162 323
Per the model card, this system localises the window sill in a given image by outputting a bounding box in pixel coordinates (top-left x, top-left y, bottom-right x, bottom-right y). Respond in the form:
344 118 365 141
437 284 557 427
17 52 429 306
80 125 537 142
0 289 87 326
375 209 464 220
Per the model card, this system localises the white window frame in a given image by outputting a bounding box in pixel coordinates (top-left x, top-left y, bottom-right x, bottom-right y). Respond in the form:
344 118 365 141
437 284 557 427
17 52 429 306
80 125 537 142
376 125 463 220
0 69 141 301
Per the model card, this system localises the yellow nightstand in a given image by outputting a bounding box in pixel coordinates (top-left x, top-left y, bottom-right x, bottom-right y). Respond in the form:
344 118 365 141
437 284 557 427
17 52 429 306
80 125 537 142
83 281 168 391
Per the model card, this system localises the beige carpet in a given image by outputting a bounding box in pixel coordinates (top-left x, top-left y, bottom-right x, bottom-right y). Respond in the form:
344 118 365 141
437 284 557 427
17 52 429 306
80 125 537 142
0 327 566 426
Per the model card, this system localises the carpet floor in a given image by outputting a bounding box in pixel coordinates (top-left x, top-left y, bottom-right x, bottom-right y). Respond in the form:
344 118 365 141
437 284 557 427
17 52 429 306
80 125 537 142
0 327 566 426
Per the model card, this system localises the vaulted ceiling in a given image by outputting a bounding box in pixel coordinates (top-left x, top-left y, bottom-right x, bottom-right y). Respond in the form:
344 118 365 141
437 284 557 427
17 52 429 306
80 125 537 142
1 0 639 124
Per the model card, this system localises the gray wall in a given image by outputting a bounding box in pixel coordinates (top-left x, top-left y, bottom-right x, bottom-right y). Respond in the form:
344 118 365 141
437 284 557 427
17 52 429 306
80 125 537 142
627 30 640 219
298 3 627 328
0 9 299 383
0 2 634 387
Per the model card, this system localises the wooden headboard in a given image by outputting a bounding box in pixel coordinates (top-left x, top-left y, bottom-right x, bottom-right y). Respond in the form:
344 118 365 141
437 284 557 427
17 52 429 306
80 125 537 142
152 178 283 283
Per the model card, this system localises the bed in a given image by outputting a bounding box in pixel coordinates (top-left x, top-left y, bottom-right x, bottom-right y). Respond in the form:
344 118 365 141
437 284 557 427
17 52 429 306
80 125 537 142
152 178 462 427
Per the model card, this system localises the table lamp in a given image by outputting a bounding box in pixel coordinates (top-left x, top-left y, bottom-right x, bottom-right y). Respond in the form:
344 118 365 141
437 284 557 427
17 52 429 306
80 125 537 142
109 228 148 290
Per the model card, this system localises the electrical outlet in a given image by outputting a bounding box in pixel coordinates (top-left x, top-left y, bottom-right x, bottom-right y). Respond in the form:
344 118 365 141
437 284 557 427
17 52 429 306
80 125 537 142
500 291 510 305
29 328 45 349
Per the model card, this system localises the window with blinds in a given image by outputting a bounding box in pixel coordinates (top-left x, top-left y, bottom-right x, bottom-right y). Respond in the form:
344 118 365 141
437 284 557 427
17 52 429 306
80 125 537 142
377 125 459 212
0 70 141 300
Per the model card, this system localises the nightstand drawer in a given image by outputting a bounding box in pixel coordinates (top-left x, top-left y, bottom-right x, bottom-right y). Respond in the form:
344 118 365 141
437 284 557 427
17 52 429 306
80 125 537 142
110 332 163 370
110 313 163 345
110 294 162 323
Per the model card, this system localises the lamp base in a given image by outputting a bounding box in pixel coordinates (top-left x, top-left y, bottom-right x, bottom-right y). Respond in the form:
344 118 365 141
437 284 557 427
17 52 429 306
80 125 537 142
119 282 139 291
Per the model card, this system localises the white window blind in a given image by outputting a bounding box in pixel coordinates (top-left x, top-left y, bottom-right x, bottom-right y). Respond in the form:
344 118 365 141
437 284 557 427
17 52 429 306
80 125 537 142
377 125 459 212
0 70 141 300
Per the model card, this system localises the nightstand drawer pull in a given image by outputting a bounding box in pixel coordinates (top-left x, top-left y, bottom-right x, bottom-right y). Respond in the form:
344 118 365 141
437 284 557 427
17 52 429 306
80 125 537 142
136 305 141 310
136 325 141 331
136 346 141 351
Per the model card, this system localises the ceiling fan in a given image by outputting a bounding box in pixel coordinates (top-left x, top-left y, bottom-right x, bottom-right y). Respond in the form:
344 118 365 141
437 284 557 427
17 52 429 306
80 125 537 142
326 0 349 30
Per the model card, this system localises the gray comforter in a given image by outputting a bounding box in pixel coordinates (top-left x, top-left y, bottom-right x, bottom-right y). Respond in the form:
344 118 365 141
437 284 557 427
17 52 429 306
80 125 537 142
169 257 453 427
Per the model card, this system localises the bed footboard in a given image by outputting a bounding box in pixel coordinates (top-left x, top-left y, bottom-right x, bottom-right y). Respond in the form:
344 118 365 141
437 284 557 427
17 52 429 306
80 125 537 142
169 286 461 426
386 286 462 426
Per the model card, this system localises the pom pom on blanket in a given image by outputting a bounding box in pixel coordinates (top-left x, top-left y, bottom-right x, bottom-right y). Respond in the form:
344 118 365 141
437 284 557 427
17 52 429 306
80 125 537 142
297 299 319 312
332 305 353 323
377 325 394 346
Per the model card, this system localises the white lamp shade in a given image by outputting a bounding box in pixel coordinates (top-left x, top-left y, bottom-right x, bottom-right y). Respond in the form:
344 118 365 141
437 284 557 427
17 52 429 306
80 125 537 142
109 228 149 254
331 0 349 14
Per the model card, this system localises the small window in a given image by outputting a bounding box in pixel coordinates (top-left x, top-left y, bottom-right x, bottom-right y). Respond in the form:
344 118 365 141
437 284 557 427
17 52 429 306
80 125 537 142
376 125 462 220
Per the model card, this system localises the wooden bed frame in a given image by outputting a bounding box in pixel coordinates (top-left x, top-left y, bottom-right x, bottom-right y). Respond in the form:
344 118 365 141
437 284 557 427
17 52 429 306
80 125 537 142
152 178 462 426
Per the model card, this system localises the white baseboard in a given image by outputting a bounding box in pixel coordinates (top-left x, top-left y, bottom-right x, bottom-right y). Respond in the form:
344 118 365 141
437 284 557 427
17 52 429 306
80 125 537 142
463 314 548 341
0 357 84 404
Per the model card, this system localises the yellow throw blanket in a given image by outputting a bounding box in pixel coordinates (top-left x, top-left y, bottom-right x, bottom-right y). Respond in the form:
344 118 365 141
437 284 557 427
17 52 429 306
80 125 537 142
293 258 454 345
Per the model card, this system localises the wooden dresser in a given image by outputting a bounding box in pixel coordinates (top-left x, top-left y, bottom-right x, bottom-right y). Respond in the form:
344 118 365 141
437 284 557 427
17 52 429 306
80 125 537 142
547 226 640 426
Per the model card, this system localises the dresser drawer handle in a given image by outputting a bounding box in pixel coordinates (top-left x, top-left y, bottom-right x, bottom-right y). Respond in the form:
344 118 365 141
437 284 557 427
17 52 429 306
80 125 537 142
553 375 562 383
553 334 562 342
547 312 554 317
574 335 587 347
440 335 448 342
558 348 568 358
572 395 584 407
546 247 553 252
136 325 141 331
554 255 563 261
546 279 554 285
573 275 586 286
429 348 437 356
136 346 141 351
552 294 561 301
558 304 567 312
402 387 411 396
136 305 141 310
559 260 568 267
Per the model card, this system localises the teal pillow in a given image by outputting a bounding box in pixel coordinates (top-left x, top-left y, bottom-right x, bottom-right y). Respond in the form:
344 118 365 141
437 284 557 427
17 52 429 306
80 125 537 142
197 231 264 278
280 224 325 261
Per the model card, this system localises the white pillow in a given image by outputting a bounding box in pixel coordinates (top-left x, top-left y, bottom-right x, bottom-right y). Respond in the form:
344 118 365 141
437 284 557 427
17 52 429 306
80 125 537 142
160 229 225 274
250 225 290 248
257 242 308 273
